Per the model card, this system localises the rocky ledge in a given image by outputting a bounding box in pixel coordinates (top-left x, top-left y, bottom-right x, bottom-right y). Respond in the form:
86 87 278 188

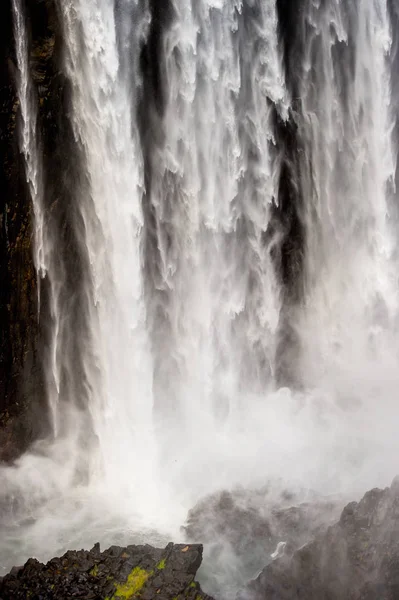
0 542 215 600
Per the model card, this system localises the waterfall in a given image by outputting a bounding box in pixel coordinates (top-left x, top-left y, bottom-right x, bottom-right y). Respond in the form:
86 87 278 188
57 0 160 505
299 0 398 393
2 0 399 595
54 0 289 498
141 0 287 472
11 0 46 281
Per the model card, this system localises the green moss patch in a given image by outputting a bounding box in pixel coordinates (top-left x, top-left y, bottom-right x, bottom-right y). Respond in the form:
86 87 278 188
89 564 99 577
157 558 166 570
107 566 152 599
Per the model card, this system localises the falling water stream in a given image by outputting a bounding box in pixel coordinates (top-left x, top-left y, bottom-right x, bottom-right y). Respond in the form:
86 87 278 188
2 0 399 597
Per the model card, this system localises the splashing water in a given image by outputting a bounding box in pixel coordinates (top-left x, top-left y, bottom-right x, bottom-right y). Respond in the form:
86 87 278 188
2 0 399 596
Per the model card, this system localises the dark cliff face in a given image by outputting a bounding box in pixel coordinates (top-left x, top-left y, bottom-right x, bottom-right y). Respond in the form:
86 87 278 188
0 0 45 461
0 0 73 461
0 0 103 462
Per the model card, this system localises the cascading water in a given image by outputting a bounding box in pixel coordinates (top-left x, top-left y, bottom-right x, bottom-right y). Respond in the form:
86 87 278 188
11 0 46 283
1 0 399 596
59 0 159 506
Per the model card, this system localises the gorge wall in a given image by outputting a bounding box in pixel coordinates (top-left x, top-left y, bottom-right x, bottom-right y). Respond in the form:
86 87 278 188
0 0 49 461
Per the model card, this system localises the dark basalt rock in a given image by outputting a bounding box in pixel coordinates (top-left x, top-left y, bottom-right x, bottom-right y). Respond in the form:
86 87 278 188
240 477 399 600
0 0 91 461
0 0 69 462
0 542 215 600
0 0 48 462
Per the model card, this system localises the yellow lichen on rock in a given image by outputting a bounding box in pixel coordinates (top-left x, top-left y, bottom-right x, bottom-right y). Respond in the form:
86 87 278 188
89 564 99 577
108 566 152 599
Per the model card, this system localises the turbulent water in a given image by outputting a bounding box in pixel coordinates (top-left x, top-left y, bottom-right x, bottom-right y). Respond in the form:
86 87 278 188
2 0 399 597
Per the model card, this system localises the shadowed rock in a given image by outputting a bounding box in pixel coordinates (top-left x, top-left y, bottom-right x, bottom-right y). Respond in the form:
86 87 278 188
0 0 50 462
239 478 399 600
185 486 341 557
183 485 342 599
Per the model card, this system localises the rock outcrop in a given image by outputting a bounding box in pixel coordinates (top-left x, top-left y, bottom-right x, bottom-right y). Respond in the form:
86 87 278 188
240 478 399 600
0 542 215 600
184 485 342 599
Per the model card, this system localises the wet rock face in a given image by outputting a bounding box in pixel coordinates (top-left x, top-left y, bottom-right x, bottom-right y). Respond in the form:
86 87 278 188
0 0 46 462
183 485 342 599
0 0 84 461
240 478 399 600
185 486 340 555
0 542 215 600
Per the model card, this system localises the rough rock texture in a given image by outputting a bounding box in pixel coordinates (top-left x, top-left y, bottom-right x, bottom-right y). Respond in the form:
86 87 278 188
240 478 399 600
0 542 215 600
